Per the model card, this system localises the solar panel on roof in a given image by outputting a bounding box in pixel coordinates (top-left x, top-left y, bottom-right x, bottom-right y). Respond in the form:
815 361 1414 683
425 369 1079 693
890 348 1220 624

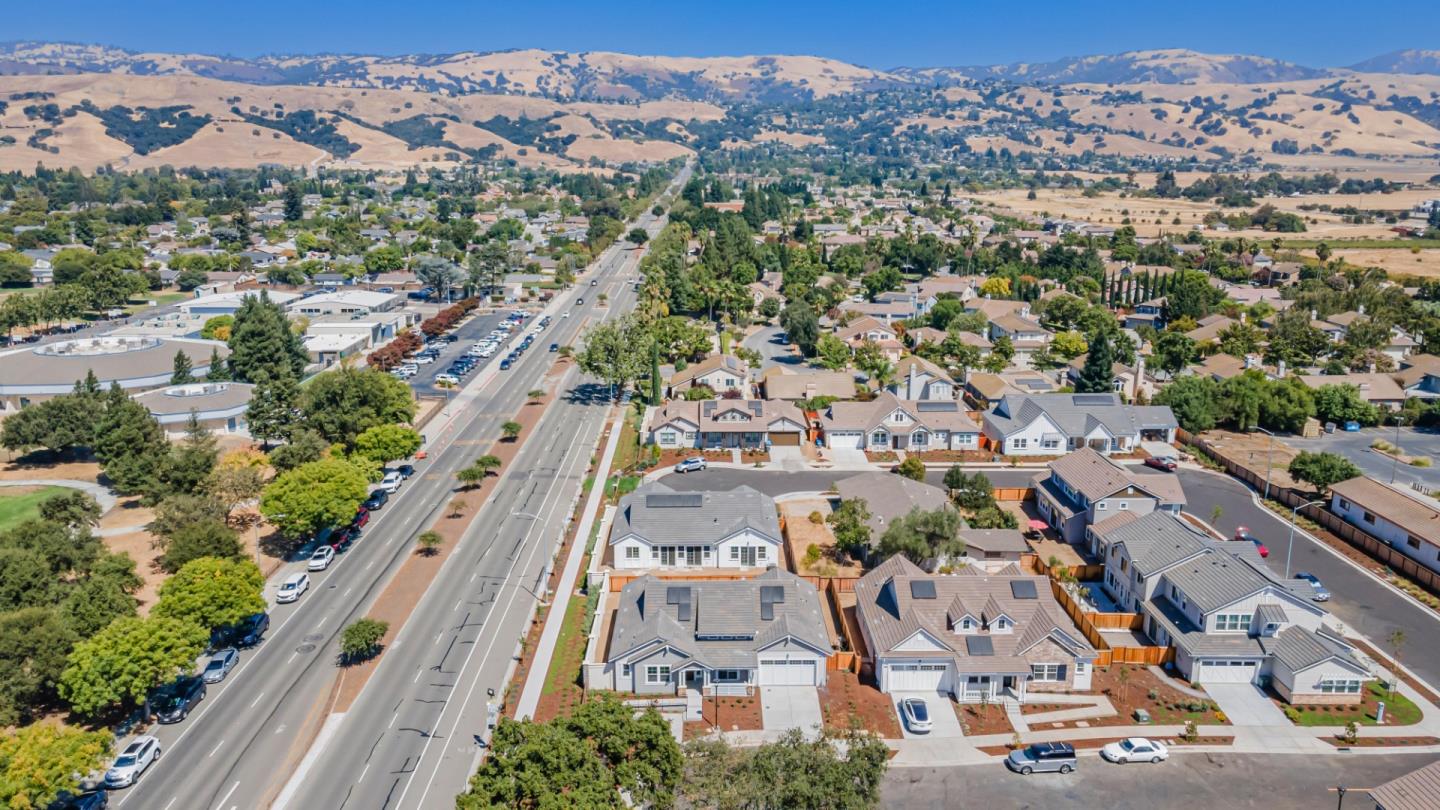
677 602 692 622
909 580 937 600
646 492 704 509
748 401 763 415
666 586 692 605
916 401 958 412
760 585 785 604
760 602 774 621
1010 580 1038 599
965 636 994 656
1072 394 1114 406
1018 379 1051 390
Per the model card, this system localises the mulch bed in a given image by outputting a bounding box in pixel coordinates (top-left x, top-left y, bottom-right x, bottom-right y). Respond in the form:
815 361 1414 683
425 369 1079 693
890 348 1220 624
1082 664 1229 727
910 450 993 463
865 451 898 463
683 695 764 739
1019 703 1075 716
818 671 902 738
958 703 1014 736
1170 735 1235 746
1323 736 1440 748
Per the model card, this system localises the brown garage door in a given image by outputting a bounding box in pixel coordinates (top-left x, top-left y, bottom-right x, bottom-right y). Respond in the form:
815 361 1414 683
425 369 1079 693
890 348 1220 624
770 432 801 446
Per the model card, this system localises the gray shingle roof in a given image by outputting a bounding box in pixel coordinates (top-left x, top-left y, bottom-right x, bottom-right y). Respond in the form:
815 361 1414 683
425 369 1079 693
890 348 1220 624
984 393 1177 439
1370 758 1440 810
1259 626 1366 674
1095 511 1211 574
611 483 780 547
1161 553 1276 615
834 472 951 539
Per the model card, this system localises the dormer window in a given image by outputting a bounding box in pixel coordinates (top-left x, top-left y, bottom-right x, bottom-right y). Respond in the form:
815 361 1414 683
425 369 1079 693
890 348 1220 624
993 617 1012 633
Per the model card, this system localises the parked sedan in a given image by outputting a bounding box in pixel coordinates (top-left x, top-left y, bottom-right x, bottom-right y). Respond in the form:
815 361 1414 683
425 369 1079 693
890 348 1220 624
363 489 389 511
104 736 161 788
899 697 932 734
1294 572 1331 601
202 648 239 683
351 508 370 529
1100 737 1169 764
308 545 336 571
276 572 310 603
1233 526 1269 556
1143 456 1177 472
154 676 205 724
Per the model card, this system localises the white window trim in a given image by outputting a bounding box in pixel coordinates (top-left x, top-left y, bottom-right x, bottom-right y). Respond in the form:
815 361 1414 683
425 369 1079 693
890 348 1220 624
1030 663 1063 682
645 665 670 685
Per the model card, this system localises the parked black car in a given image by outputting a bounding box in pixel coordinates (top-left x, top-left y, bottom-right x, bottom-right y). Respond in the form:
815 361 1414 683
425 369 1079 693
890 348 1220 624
363 489 389 511
58 791 108 809
212 611 271 649
154 676 206 724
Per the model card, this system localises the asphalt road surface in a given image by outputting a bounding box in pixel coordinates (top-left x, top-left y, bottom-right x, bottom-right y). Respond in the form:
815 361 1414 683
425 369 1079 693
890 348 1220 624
406 310 507 397
109 165 690 810
883 752 1435 810
742 324 805 373
1281 425 1440 490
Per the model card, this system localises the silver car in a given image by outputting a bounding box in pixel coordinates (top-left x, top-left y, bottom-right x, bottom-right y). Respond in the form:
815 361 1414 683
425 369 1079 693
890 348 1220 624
104 736 161 788
900 697 932 734
1006 742 1077 775
202 648 239 683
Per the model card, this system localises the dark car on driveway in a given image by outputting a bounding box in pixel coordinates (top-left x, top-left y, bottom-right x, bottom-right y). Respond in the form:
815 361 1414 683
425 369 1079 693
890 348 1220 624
154 676 206 724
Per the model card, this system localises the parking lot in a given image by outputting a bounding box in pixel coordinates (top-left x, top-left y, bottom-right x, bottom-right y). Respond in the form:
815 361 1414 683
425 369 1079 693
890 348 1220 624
402 309 561 397
1281 425 1440 489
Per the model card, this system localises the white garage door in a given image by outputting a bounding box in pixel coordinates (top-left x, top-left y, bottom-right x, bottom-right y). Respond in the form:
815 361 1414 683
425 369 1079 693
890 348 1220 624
1198 659 1260 684
827 431 864 449
885 663 950 693
759 659 817 686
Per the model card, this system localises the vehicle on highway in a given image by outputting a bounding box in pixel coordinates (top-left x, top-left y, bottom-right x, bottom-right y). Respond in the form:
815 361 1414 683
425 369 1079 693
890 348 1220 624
351 508 370 529
276 572 310 603
1294 572 1331 601
674 456 707 473
549 342 559 352
591 279 598 286
104 736 161 788
154 676 205 724
379 471 403 493
329 526 358 551
561 311 570 318
407 287 434 301
1143 456 1177 472
363 489 389 511
59 790 108 809
499 358 512 370
900 697 932 734
213 612 269 649
397 463 416 478
1100 737 1168 764
308 545 336 571
1006 742 1077 775
202 648 239 683
575 297 584 306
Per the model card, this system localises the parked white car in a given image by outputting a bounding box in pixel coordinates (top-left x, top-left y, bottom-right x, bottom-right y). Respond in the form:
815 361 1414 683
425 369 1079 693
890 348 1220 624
1100 737 1168 764
308 545 336 571
105 736 161 788
413 355 435 365
380 471 403 493
276 572 310 603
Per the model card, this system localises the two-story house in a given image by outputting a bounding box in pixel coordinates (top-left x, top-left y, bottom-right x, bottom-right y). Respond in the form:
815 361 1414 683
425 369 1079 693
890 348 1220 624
820 393 981 452
1329 476 1440 577
1032 448 1186 543
887 356 957 400
988 314 1053 369
854 556 1098 702
609 483 782 569
647 399 807 449
1086 510 1214 613
1124 297 1167 331
982 393 1179 457
667 355 750 398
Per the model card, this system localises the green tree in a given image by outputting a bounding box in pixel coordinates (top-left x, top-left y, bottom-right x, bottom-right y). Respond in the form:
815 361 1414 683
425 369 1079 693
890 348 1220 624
942 464 967 494
0 393 96 455
93 384 167 496
246 369 301 448
1074 331 1115 394
1154 376 1220 433
1220 370 1268 432
37 490 101 529
205 347 231 382
815 333 852 370
59 615 209 717
353 424 422 465
200 315 234 341
298 366 416 447
826 498 873 558
1288 451 1362 493
159 519 244 573
0 607 77 725
1260 377 1315 433
171 349 195 384
152 557 265 632
779 302 820 356
875 506 964 567
0 724 112 810
227 292 307 382
1154 331 1198 376
626 227 649 245
501 421 522 441
260 458 370 538
416 531 443 557
681 728 888 810
159 414 219 497
896 456 926 481
267 429 329 472
283 184 304 222
456 455 501 489
1313 383 1381 426
458 694 682 810
340 618 389 664
576 315 653 398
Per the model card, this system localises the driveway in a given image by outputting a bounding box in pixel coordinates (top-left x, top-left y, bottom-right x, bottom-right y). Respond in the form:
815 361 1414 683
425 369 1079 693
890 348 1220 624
768 445 807 471
893 692 964 739
743 325 806 372
1204 683 1291 727
760 687 823 735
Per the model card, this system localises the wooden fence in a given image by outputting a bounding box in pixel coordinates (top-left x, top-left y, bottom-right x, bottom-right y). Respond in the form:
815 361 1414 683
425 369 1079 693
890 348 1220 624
827 652 860 673
1023 553 1104 583
1045 565 1173 668
993 487 1035 502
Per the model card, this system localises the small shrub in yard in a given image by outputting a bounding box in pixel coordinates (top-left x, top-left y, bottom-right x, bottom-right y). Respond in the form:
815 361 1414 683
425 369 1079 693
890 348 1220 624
804 544 822 566
1181 720 1198 742
1147 688 1159 701
808 511 824 524
1411 457 1432 467
1343 721 1359 744
1284 706 1301 724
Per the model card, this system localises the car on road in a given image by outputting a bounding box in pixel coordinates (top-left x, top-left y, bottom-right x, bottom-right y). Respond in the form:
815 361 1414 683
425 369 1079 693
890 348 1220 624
591 279 598 286
575 297 584 306
1294 572 1331 601
212 611 269 649
104 736 161 788
363 489 389 511
674 456 707 473
379 471 403 493
202 648 239 683
397 463 416 478
1100 737 1168 764
1143 456 1177 472
549 343 559 352
900 697 932 734
1234 526 1269 557
351 508 370 529
499 358 512 370
1343 420 1361 432
413 354 435 364
154 675 205 724
59 790 108 809
433 373 460 386
276 572 310 603
1006 742 1077 775
561 311 570 318
308 545 336 571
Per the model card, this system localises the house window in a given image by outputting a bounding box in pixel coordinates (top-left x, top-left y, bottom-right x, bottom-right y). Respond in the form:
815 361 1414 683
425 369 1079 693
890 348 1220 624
1041 438 1060 450
994 618 1010 631
757 547 767 561
1031 663 1063 682
1338 498 1351 510
1118 502 1128 511
622 664 631 677
730 547 739 560
1097 502 1107 510
714 669 743 682
659 431 677 445
1362 511 1375 524
625 547 640 560
652 547 660 559
959 618 973 631
645 665 671 685
871 431 888 446
1319 679 1362 694
1119 559 1128 572
912 432 928 446
1408 536 1422 550
684 432 696 442
1214 614 1252 632
1013 438 1028 449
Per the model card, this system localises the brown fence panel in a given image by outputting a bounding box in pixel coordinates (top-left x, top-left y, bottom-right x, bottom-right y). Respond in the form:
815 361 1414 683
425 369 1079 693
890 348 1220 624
827 652 859 673
1086 612 1146 630
1107 646 1175 666
994 487 1035 502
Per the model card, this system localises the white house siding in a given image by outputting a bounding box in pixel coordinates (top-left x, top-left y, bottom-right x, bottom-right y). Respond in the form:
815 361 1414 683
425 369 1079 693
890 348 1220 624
628 646 690 695
613 529 779 571
1330 493 1440 576
755 639 827 687
1201 591 1324 635
1272 659 1368 705
880 660 954 694
993 414 1065 456
715 533 779 568
650 421 698 448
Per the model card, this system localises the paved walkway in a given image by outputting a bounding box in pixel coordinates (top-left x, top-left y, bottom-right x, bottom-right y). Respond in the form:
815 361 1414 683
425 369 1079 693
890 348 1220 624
0 478 116 513
1017 694 1118 726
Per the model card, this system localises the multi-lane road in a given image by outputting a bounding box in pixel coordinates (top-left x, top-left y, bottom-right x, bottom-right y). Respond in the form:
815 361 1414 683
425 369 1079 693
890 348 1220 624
108 165 689 810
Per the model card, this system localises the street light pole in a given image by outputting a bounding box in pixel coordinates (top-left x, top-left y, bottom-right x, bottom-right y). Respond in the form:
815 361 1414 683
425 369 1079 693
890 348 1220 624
1389 413 1406 484
1286 498 1325 580
1250 426 1275 501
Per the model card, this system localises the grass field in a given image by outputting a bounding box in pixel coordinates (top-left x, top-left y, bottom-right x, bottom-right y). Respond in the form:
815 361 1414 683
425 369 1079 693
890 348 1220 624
0 485 69 532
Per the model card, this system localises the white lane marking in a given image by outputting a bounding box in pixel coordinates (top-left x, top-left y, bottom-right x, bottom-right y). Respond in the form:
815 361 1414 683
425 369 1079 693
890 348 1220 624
366 559 376 570
359 761 371 783
208 740 225 758
344 587 353 597
389 712 399 729
163 797 177 810
212 780 239 810
470 572 477 583
316 615 328 628
453 598 462 612
286 652 298 665
249 691 265 709
434 632 443 646
413 669 422 683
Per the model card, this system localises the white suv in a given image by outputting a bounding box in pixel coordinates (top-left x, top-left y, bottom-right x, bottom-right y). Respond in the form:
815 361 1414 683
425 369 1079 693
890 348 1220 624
276 572 310 603
105 736 161 788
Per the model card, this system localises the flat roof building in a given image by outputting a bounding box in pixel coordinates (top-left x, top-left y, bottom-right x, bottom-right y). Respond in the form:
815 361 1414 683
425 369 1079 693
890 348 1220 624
0 336 229 410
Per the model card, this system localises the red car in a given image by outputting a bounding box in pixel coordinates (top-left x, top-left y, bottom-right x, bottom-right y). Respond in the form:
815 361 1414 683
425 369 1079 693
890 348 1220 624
1234 526 1269 557
329 526 357 551
1143 457 1177 472
351 508 370 529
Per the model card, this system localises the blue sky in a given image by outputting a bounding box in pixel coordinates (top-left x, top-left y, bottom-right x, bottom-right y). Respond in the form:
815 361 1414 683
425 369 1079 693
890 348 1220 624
8 1 1437 69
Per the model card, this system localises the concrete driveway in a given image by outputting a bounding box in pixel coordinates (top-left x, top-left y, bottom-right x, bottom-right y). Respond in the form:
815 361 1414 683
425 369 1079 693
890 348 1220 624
893 692 964 739
1204 683 1291 727
760 687 823 735
768 445 807 471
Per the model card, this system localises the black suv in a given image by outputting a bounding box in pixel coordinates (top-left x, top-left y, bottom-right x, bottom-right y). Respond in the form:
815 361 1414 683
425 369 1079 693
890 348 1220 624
154 676 206 724
213 612 270 649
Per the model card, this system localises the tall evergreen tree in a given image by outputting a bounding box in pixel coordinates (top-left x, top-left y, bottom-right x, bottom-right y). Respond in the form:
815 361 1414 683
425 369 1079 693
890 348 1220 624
246 370 300 449
160 414 218 496
1075 331 1116 394
227 292 306 382
170 350 194 385
283 185 304 222
205 348 230 382
93 384 168 496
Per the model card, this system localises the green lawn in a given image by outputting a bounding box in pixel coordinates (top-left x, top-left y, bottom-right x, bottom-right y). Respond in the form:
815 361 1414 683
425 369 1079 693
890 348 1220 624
603 475 640 500
1285 682 1423 727
0 486 69 532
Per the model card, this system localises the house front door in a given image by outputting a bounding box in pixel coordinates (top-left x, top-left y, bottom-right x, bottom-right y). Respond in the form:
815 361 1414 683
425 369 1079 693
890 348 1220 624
660 546 677 566
684 670 704 692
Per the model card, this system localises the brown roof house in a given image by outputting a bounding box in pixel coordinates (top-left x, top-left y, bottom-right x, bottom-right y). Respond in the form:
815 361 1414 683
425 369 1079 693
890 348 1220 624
820 393 980 452
760 368 856 402
854 555 1098 700
1330 476 1440 578
667 355 750 398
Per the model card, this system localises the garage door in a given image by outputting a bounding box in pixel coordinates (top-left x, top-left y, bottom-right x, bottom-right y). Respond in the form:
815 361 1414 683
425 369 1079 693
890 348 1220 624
826 431 864 449
759 659 816 686
885 663 950 693
770 432 801 446
1198 659 1260 684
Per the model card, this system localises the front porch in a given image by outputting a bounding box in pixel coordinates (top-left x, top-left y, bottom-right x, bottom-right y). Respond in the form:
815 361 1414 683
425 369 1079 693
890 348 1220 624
675 664 756 697
702 430 767 450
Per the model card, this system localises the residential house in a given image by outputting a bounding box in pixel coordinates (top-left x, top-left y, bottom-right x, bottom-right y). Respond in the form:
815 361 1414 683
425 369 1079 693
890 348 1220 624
833 472 952 547
1330 476 1440 577
1369 759 1440 810
1258 261 1303 287
610 484 782 570
594 569 831 695
1064 357 1156 401
1087 511 1215 613
1395 354 1440 401
1124 298 1166 331
988 314 1053 369
1142 549 1370 701
982 393 1178 457
1032 448 1186 543
836 316 900 347
647 399 807 449
760 369 855 402
1298 373 1406 411
667 355 750 398
887 356 956 400
854 556 1098 701
820 393 980 452
963 371 1058 409
1184 315 1238 346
